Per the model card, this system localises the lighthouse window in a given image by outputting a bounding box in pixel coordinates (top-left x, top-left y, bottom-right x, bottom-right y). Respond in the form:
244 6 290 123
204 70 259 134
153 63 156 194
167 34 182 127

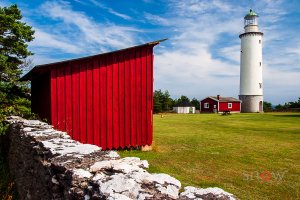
204 103 209 109
259 62 262 66
259 40 261 44
259 83 262 88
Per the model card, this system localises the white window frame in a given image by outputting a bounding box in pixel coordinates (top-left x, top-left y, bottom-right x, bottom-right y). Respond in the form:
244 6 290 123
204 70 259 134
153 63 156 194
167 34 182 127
228 103 232 109
204 103 209 109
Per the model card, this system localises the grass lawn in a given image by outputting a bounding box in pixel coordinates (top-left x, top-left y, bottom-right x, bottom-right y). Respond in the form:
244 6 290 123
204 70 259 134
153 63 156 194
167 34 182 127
119 113 300 200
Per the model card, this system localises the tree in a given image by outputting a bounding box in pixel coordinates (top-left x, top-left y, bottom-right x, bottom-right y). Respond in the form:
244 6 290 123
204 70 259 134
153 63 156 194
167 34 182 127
288 97 300 108
263 101 273 112
175 95 190 105
0 4 35 133
153 90 174 113
0 4 35 82
153 91 162 113
274 98 300 111
190 98 200 110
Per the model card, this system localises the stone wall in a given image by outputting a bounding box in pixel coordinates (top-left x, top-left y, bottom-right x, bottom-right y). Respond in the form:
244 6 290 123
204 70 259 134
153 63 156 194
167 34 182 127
6 116 237 200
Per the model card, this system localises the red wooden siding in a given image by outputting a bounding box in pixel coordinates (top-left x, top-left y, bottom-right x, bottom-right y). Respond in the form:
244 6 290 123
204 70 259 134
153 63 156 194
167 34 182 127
219 102 240 112
200 98 217 113
48 46 154 150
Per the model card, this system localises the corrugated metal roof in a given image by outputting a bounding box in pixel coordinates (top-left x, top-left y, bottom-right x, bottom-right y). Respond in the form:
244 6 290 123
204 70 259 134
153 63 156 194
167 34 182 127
20 39 167 81
208 96 241 102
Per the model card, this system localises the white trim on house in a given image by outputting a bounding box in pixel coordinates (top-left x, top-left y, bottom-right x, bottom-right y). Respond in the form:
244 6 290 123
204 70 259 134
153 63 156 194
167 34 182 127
228 103 232 108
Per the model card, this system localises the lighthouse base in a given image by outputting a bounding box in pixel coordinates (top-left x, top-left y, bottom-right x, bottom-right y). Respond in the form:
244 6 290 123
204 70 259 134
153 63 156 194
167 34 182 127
239 95 263 113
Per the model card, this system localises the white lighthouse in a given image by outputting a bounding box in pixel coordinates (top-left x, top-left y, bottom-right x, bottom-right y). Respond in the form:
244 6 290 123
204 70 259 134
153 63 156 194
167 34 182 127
239 9 263 112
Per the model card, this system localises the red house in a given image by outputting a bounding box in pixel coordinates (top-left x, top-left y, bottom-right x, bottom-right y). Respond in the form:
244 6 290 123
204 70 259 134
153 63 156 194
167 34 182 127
21 40 165 150
200 95 241 113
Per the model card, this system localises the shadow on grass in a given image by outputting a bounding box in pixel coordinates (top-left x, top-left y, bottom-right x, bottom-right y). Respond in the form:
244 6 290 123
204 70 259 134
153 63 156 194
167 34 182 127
272 114 300 118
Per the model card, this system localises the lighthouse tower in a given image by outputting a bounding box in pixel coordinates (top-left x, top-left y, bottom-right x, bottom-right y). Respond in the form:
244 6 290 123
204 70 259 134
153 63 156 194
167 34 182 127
239 9 263 112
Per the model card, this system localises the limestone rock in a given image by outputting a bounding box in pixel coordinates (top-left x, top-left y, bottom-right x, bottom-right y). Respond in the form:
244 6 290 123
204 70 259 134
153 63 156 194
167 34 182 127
180 186 237 200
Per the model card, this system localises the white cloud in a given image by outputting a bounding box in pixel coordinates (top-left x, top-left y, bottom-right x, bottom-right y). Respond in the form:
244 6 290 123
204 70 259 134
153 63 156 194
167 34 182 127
89 0 132 20
31 28 84 54
218 45 240 63
144 13 171 26
40 1 137 49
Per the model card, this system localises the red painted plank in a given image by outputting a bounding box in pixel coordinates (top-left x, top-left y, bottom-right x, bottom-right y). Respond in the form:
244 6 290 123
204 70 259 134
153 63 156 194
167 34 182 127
124 51 131 147
150 48 154 145
141 48 147 145
87 61 94 145
106 55 113 149
71 64 80 141
65 65 72 137
146 47 153 145
93 60 101 146
79 62 87 143
130 50 137 147
112 54 119 149
100 59 107 150
56 67 66 131
50 68 58 128
118 54 125 148
135 49 142 146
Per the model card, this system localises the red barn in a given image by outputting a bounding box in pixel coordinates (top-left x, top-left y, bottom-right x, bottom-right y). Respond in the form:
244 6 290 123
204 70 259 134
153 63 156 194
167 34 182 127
200 95 241 113
21 40 165 150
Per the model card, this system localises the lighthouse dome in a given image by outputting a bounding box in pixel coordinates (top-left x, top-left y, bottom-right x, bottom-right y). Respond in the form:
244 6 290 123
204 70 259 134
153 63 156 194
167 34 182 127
244 9 258 19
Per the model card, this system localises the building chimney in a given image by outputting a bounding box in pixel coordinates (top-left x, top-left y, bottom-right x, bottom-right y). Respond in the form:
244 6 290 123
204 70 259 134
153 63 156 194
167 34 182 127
217 95 220 100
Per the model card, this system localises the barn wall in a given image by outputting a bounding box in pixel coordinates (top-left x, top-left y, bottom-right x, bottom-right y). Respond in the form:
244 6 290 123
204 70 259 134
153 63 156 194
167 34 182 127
200 98 217 113
49 46 154 150
31 72 51 120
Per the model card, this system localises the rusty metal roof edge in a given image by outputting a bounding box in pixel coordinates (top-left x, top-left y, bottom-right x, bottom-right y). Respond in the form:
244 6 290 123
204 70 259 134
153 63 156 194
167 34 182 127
200 96 241 102
20 38 168 81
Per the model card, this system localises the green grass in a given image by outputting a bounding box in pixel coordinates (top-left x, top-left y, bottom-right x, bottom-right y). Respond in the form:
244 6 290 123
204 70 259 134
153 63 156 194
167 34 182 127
119 113 300 200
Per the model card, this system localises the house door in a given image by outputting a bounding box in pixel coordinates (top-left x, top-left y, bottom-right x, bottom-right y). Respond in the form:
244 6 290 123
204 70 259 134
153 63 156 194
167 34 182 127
259 101 263 112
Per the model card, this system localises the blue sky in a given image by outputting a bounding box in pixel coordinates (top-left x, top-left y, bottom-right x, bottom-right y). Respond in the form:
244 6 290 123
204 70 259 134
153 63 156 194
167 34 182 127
1 0 300 104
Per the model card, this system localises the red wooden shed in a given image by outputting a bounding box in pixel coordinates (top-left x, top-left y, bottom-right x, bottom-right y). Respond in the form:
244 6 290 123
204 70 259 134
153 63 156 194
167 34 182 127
200 95 241 113
21 40 165 150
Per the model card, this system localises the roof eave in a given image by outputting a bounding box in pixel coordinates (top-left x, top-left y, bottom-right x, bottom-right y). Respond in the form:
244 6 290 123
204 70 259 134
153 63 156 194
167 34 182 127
20 38 167 81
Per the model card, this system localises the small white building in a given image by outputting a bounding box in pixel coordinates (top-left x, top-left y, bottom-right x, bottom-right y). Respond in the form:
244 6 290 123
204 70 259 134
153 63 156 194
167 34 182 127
173 102 195 114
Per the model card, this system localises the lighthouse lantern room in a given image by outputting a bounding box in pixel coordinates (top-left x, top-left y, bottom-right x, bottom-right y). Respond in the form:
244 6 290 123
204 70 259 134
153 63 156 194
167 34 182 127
239 9 264 112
